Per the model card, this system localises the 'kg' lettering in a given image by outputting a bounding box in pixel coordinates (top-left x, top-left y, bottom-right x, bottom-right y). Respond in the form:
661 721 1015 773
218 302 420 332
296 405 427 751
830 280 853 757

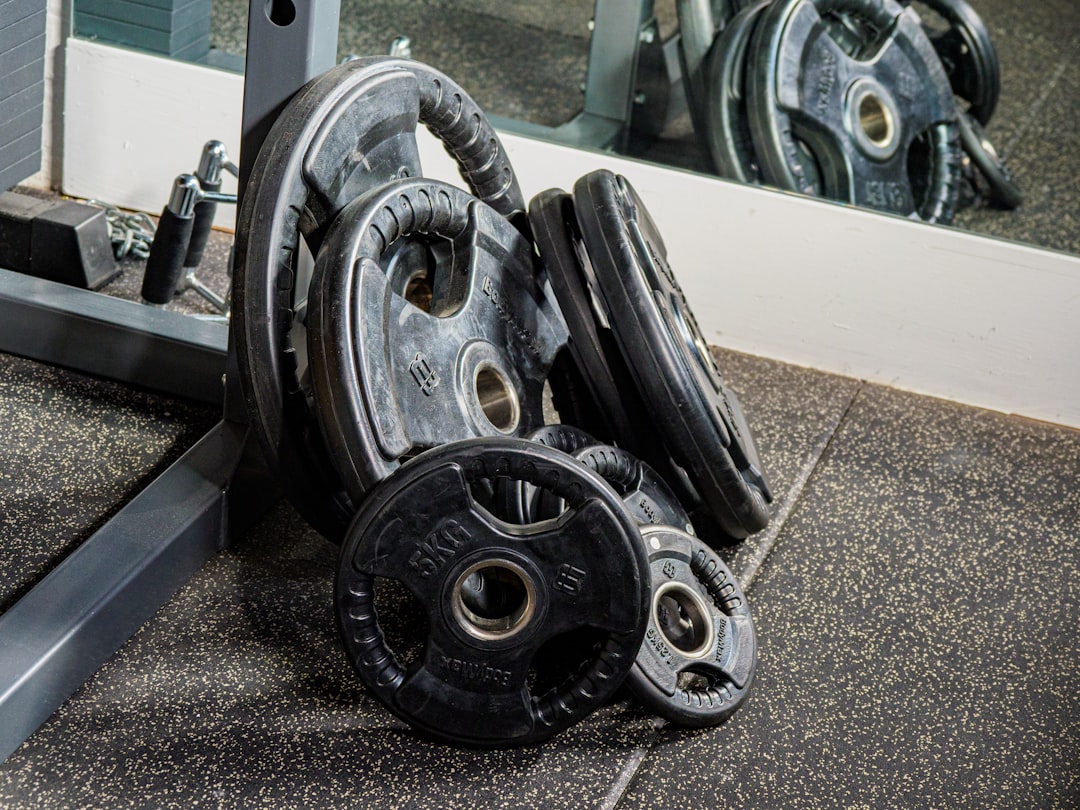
408 520 470 577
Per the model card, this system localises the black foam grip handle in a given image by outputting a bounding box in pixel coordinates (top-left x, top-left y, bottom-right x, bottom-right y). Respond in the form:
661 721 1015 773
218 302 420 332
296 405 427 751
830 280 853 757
920 122 962 224
142 206 194 303
183 179 220 269
407 63 525 220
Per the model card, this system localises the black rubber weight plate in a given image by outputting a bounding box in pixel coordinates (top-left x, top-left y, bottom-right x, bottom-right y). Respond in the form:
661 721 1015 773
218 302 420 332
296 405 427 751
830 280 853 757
703 0 771 183
918 0 1000 125
233 57 524 542
957 110 1021 210
527 190 694 492
627 525 756 728
307 177 567 499
572 170 771 540
745 0 961 223
335 437 650 747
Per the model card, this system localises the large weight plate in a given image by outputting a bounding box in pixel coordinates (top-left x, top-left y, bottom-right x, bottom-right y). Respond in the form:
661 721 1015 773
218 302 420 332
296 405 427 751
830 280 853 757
308 178 567 498
746 0 961 224
233 58 524 542
527 191 692 492
573 170 772 540
628 525 756 727
335 438 650 747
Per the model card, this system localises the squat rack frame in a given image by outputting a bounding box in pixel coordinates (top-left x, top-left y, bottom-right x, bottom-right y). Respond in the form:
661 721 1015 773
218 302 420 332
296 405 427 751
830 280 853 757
0 0 664 764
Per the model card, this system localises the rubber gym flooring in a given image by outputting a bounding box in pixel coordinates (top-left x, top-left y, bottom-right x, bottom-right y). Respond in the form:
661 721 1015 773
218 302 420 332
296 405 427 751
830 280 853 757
2 1 1079 806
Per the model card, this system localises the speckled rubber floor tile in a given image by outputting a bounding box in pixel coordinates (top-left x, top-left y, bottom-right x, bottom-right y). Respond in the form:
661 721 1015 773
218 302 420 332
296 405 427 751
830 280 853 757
0 349 851 808
620 385 1080 809
0 354 218 612
0 502 662 809
709 348 861 585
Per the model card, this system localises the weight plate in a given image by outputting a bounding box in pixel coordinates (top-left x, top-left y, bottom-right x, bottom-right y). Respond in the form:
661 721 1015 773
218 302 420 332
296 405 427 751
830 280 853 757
335 437 650 747
233 58 524 541
627 525 756 727
703 0 770 183
918 0 1000 125
501 425 696 536
308 178 567 497
573 170 772 540
956 111 1021 210
677 0 742 147
527 191 690 485
746 0 961 224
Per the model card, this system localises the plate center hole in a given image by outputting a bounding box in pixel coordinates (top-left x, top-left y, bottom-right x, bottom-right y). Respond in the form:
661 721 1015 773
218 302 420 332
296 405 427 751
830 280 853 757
475 365 520 433
655 583 713 657
455 562 534 639
858 93 892 147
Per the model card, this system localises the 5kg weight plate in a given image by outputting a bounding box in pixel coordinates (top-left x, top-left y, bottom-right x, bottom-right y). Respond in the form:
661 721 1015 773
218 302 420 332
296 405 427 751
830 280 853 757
746 0 961 223
234 58 524 541
628 525 756 727
573 170 772 540
307 178 567 497
335 438 650 747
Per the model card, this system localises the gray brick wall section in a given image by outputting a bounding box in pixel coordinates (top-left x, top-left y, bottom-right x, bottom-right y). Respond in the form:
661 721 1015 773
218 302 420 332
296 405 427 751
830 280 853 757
0 2 46 191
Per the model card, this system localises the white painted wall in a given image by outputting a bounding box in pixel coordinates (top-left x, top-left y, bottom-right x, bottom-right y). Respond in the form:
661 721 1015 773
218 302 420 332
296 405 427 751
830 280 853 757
60 39 1080 429
63 39 242 226
20 0 66 190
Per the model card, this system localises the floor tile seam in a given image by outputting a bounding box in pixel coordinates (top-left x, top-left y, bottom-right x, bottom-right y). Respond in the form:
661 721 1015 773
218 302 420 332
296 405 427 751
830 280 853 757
1003 43 1073 155
599 722 662 810
739 381 865 593
598 383 865 810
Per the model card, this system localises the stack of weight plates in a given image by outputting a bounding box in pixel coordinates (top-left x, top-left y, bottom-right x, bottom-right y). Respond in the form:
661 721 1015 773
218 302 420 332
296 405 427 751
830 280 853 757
232 57 773 746
675 0 1020 219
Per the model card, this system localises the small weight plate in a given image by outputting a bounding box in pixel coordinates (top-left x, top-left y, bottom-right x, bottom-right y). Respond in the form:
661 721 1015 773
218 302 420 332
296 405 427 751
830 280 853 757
627 525 756 728
308 178 568 497
746 0 962 224
502 426 696 536
572 170 772 540
703 0 770 183
233 58 525 542
918 0 1000 125
335 437 650 747
574 444 696 534
956 109 1021 210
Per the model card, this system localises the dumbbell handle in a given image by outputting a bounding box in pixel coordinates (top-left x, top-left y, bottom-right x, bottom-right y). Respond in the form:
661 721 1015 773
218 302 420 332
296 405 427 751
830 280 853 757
142 175 236 304
184 141 238 269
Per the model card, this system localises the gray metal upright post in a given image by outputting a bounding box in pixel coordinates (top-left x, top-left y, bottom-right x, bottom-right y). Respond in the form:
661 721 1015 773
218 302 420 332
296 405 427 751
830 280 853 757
237 0 341 210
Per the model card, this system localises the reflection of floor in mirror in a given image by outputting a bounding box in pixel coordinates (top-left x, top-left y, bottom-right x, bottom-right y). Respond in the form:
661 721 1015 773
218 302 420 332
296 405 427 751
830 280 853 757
209 0 1079 256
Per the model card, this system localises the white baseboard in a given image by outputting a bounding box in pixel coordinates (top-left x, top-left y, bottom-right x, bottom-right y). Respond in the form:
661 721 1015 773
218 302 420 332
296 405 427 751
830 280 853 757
62 38 1080 429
